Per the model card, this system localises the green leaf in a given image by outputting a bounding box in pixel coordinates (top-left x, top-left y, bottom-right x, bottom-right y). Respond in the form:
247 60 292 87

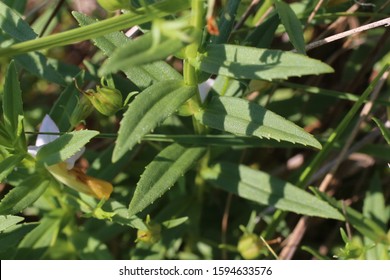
113 80 196 162
311 187 390 244
104 201 147 230
49 72 84 131
274 0 306 54
363 173 388 230
0 154 25 182
0 175 51 215
15 53 66 85
1 0 27 14
202 162 344 220
194 95 322 149
209 0 240 45
15 210 63 259
100 31 193 75
372 117 390 144
2 61 24 144
244 13 280 48
0 1 37 41
363 173 389 259
36 130 99 166
128 143 206 216
0 215 24 232
162 217 189 229
143 134 313 148
73 12 181 89
190 44 333 81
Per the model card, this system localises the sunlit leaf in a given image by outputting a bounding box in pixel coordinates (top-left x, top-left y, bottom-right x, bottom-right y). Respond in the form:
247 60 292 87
113 80 196 162
36 130 99 166
128 143 206 216
202 162 344 220
194 94 322 149
0 215 24 232
190 44 333 81
0 175 51 215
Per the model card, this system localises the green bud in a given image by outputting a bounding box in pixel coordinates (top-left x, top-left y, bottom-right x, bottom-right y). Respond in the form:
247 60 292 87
97 0 129 11
84 85 123 116
237 233 263 260
70 95 94 127
136 215 161 244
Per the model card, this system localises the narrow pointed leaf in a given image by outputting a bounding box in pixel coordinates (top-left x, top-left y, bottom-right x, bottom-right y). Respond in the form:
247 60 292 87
36 130 99 166
202 162 344 220
0 154 25 182
372 117 390 144
0 175 51 215
194 95 321 149
3 61 24 138
274 0 306 54
113 80 196 162
129 143 206 216
190 44 333 81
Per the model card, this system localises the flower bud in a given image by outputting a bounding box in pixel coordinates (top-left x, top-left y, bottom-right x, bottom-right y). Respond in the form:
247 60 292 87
97 0 129 11
84 85 123 116
70 95 94 127
237 233 263 260
136 216 161 244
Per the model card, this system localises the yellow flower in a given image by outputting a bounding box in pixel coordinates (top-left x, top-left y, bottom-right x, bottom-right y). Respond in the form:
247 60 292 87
28 115 113 199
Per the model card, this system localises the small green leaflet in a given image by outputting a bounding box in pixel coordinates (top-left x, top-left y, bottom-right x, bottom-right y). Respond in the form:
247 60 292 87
202 162 344 220
194 94 322 149
2 61 25 146
190 44 333 81
274 0 306 54
128 143 206 216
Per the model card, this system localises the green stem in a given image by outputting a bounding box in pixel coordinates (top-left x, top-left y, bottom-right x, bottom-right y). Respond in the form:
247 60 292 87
183 0 206 134
0 0 190 57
